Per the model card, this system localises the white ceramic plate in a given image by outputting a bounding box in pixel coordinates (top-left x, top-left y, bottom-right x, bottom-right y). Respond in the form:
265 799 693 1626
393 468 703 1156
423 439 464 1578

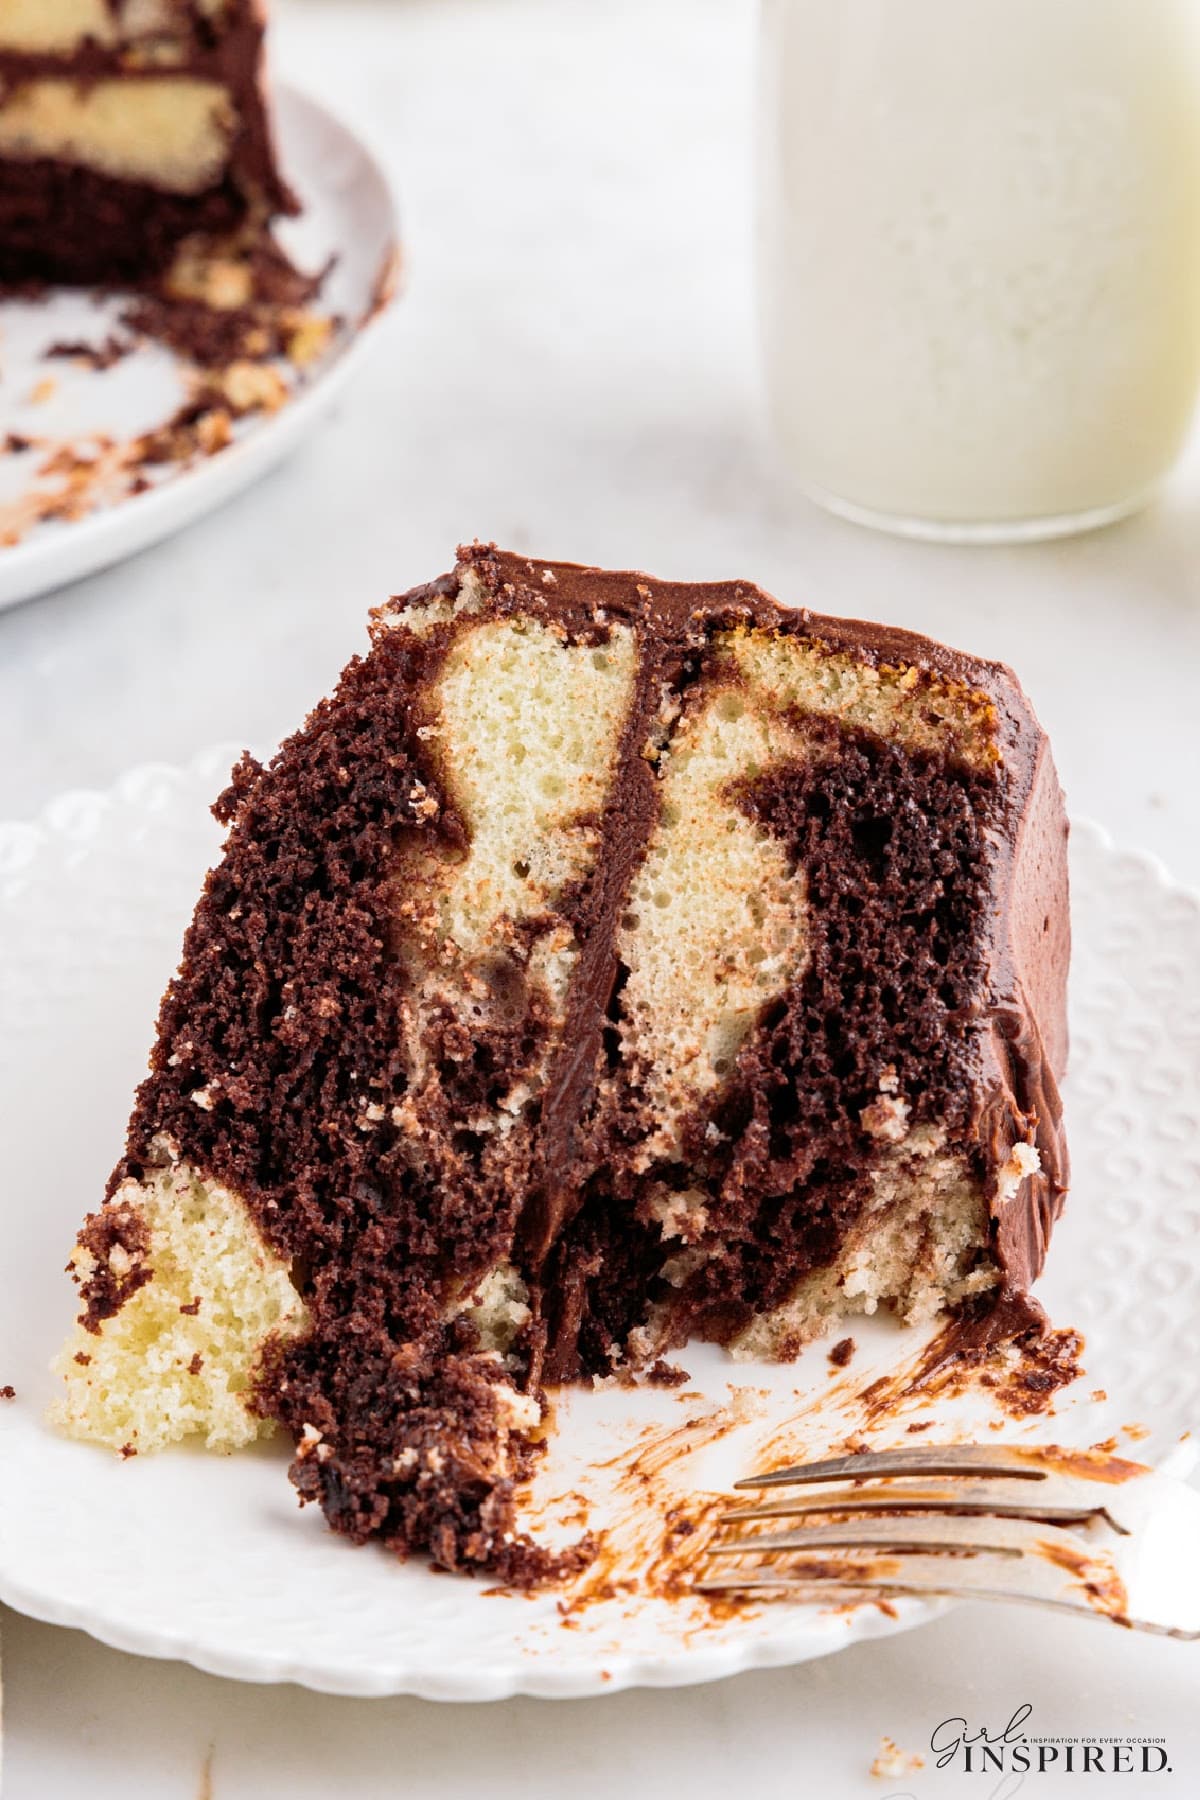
0 87 399 613
0 756 1198 1700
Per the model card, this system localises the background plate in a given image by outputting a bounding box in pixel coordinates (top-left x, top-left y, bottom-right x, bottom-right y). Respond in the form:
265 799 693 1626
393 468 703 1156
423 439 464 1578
0 755 1197 1699
0 87 399 613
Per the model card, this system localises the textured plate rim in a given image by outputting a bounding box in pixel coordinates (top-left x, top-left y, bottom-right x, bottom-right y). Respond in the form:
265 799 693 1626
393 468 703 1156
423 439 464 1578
0 1560 946 1701
0 765 1194 1700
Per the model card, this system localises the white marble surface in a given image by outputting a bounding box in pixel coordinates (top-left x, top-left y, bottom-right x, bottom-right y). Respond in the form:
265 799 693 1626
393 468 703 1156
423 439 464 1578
1 0 1199 1793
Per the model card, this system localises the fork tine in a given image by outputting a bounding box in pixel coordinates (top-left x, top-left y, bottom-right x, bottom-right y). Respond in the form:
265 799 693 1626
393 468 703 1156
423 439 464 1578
693 1544 1139 1628
722 1476 1128 1533
695 1567 1200 1639
691 1557 1107 1616
708 1514 1084 1559
733 1445 1052 1490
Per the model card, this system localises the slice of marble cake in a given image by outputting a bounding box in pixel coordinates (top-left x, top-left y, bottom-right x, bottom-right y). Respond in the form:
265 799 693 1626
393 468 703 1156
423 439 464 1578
52 543 1069 1580
0 0 295 285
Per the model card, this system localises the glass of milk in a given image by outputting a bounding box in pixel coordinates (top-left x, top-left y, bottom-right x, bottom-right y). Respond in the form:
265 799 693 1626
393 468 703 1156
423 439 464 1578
758 0 1200 540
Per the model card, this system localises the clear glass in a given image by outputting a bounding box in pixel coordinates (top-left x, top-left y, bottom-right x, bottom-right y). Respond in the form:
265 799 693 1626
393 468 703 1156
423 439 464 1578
757 0 1200 541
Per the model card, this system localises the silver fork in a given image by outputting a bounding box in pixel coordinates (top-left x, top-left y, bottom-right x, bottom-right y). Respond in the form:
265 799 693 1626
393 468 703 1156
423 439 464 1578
695 1444 1200 1639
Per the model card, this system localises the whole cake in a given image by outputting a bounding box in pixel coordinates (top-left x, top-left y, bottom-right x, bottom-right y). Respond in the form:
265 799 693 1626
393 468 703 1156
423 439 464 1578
0 0 294 286
53 545 1070 1580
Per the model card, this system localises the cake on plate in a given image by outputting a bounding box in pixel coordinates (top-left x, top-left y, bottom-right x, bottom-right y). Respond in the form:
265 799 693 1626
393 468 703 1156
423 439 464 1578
0 0 294 286
52 545 1070 1580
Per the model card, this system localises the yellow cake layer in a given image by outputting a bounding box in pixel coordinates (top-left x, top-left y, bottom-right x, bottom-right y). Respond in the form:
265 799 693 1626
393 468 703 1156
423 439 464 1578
393 569 639 1118
0 0 227 55
614 685 811 1166
0 77 234 191
51 1141 308 1454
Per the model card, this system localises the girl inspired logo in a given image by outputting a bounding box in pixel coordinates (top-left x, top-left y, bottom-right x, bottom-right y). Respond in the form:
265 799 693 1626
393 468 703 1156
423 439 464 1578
926 1705 1172 1776
931 1704 1034 1771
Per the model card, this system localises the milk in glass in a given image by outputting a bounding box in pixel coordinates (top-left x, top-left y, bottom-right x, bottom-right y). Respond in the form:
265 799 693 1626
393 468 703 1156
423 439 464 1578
758 0 1200 538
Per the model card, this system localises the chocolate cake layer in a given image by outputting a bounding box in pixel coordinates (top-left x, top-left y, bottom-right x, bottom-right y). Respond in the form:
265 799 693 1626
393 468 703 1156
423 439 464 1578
56 545 1069 1579
0 158 247 284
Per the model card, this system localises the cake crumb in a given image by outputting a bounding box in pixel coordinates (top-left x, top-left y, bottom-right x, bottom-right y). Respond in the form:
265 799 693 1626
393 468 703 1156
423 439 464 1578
860 1091 910 1143
46 334 134 374
870 1736 924 1779
828 1336 856 1368
166 247 253 310
119 1442 137 1458
28 376 57 405
179 1297 202 1316
996 1140 1041 1203
0 1384 15 1400
219 359 289 415
285 312 334 368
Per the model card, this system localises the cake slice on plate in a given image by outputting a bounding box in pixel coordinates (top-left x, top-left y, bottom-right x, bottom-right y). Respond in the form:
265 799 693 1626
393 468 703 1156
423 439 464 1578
0 0 294 285
52 544 1070 1580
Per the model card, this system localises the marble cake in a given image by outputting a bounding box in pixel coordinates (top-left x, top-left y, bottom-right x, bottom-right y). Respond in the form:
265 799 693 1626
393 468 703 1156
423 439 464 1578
52 544 1070 1580
0 0 294 285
